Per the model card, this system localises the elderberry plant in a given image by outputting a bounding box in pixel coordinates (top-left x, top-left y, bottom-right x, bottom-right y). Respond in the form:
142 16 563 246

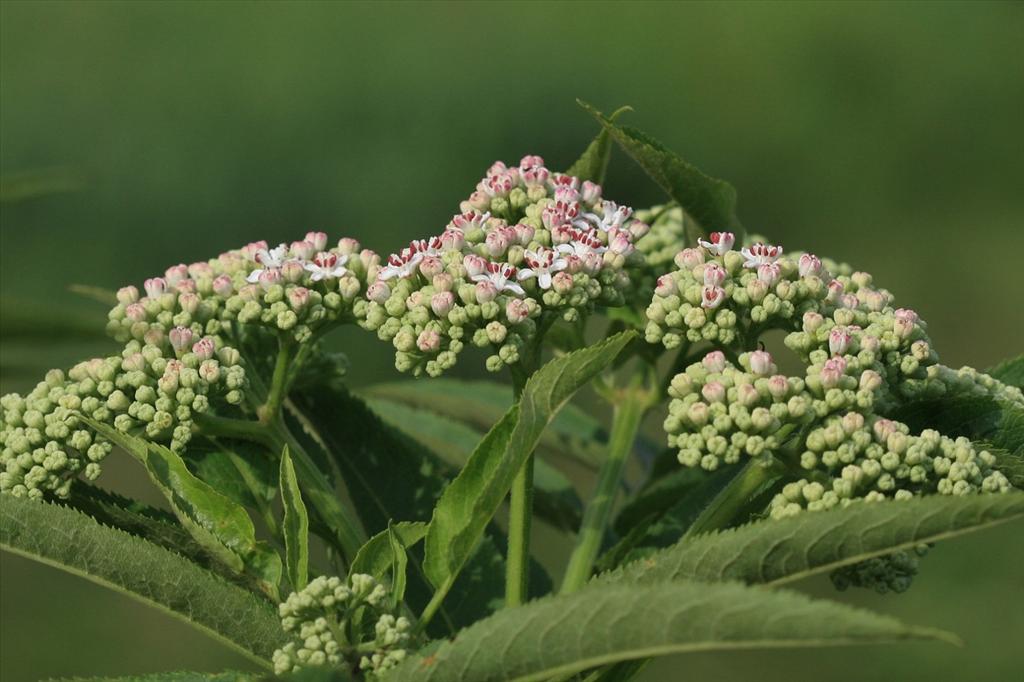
1 103 1022 682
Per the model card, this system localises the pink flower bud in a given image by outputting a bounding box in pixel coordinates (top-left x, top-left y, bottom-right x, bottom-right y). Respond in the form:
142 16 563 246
417 329 441 352
609 232 633 255
463 254 488 278
441 229 466 252
826 279 844 302
485 230 510 257
519 154 544 170
144 277 167 298
798 253 822 278
305 231 328 251
291 240 316 260
749 350 775 376
863 291 886 312
893 317 914 339
820 357 847 389
259 268 282 290
702 351 727 373
164 264 189 286
406 291 424 309
872 418 897 442
366 281 391 303
505 298 530 324
169 326 194 353
551 271 574 294
337 237 360 254
513 223 535 245
188 262 213 279
125 303 147 322
581 180 602 204
419 255 444 279
239 284 262 302
860 335 880 352
767 375 789 399
697 232 736 256
431 291 455 317
894 308 918 324
360 249 379 269
860 369 883 391
839 293 859 309
192 337 216 361
829 326 853 355
629 221 650 239
701 381 726 403
674 248 705 270
288 286 311 311
702 263 727 287
842 412 865 433
175 278 196 294
212 275 234 297
178 292 200 314
737 383 760 406
583 253 604 274
475 280 498 303
143 328 165 346
655 275 678 297
117 286 139 304
241 240 269 260
282 260 305 283
757 262 781 285
701 285 726 309
803 311 824 333
468 191 490 210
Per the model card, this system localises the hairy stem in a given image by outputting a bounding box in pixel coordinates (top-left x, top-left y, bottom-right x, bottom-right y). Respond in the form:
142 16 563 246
560 390 647 594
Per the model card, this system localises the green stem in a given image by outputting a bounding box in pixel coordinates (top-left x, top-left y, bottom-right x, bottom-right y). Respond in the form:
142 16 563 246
195 413 276 448
505 365 533 607
560 391 646 594
684 455 786 538
259 337 293 423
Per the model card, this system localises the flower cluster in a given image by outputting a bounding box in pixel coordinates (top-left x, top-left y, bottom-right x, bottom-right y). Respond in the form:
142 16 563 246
105 232 380 346
361 156 647 376
0 336 245 498
272 574 411 677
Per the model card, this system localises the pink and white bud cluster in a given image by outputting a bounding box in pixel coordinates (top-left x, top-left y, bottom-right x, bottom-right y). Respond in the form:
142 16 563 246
362 157 645 377
105 231 380 347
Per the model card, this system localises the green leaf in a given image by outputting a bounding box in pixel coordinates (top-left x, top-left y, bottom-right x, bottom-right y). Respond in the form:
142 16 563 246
0 495 284 667
185 440 277 512
382 580 950 682
366 396 583 531
50 673 258 682
352 521 428 607
81 419 282 599
361 378 612 471
579 99 743 243
988 354 1024 389
565 105 632 184
280 446 310 592
605 493 1024 588
423 331 635 596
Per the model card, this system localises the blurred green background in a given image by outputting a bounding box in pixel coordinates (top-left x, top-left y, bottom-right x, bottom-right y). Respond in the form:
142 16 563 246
1 1 1022 680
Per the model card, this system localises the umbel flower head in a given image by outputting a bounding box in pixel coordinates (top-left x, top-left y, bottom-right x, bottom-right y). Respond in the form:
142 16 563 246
653 230 1021 591
272 574 412 676
0 337 245 498
105 232 380 346
361 155 649 376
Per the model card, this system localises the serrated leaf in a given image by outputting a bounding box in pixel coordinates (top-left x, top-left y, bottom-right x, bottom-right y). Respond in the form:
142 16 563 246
423 332 635 597
81 418 282 598
185 440 277 512
988 354 1024 389
382 580 949 682
579 99 743 243
565 105 632 184
280 446 309 592
366 396 583 531
605 493 1024 588
362 378 611 471
1 495 284 666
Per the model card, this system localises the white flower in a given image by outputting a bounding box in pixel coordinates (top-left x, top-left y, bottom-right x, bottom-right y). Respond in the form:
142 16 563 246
701 285 726 309
304 252 349 281
555 228 607 258
378 237 442 280
471 262 525 296
246 243 289 283
517 248 568 290
740 242 783 268
697 232 736 256
575 201 632 232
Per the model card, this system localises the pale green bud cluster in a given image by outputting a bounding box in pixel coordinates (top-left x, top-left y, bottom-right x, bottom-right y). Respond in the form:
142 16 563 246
0 338 245 498
272 574 411 677
768 417 1010 520
363 156 644 376
105 236 378 346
